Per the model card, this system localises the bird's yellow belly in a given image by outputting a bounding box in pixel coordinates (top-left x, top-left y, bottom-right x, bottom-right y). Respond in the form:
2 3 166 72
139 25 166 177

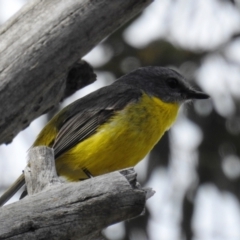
56 94 179 181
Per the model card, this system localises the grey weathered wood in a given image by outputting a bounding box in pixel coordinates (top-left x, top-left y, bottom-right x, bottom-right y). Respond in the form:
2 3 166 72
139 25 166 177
0 146 153 239
0 0 152 145
25 147 62 195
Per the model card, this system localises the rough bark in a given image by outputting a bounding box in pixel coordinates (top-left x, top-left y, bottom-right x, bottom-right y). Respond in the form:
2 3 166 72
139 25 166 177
0 147 154 240
0 0 152 145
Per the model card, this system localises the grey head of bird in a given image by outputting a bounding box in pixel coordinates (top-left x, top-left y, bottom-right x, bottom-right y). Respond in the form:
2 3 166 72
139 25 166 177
117 66 209 104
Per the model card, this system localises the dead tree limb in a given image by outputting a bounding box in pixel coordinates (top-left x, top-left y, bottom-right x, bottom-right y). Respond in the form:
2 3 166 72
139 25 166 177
0 0 152 144
0 147 154 240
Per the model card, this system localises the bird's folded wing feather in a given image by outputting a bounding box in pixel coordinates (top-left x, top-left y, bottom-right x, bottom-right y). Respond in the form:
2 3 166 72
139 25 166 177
53 109 114 158
53 85 142 158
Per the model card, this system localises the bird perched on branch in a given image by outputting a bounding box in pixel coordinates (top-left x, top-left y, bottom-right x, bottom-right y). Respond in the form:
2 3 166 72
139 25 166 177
0 66 209 206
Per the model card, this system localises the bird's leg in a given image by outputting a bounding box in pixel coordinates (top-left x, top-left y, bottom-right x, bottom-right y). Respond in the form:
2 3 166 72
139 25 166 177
82 167 93 179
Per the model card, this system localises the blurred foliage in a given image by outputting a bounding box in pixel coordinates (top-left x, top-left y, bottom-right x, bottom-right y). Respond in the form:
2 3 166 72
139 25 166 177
93 0 240 239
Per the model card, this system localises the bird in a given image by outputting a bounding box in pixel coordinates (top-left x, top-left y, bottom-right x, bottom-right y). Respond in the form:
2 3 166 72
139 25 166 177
0 66 209 206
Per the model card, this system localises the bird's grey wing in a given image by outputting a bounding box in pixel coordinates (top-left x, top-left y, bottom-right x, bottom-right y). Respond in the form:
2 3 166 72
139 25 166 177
53 109 114 158
53 85 142 158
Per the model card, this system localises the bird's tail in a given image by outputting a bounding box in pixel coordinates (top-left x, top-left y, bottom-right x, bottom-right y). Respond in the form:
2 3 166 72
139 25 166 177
0 173 25 207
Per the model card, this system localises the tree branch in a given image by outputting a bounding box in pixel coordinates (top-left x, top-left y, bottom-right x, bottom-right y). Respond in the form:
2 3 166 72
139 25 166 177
0 147 154 239
0 0 152 144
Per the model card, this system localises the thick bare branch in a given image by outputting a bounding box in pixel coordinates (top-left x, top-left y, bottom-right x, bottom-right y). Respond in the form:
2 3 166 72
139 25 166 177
0 0 152 144
24 147 62 195
0 147 154 239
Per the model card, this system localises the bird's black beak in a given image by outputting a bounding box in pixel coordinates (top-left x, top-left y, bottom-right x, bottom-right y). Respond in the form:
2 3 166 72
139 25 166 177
186 89 210 100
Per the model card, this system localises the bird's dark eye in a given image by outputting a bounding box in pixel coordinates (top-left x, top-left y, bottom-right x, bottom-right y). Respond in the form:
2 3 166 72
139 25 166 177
167 78 179 89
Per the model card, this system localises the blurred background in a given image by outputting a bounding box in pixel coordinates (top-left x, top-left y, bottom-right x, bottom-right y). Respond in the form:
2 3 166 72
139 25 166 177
1 0 240 239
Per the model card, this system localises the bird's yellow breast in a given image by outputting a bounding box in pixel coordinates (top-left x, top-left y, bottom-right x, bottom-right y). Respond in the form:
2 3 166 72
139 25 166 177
56 94 179 181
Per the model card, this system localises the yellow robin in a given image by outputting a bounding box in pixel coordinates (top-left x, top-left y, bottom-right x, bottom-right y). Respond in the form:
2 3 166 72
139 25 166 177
0 66 209 206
